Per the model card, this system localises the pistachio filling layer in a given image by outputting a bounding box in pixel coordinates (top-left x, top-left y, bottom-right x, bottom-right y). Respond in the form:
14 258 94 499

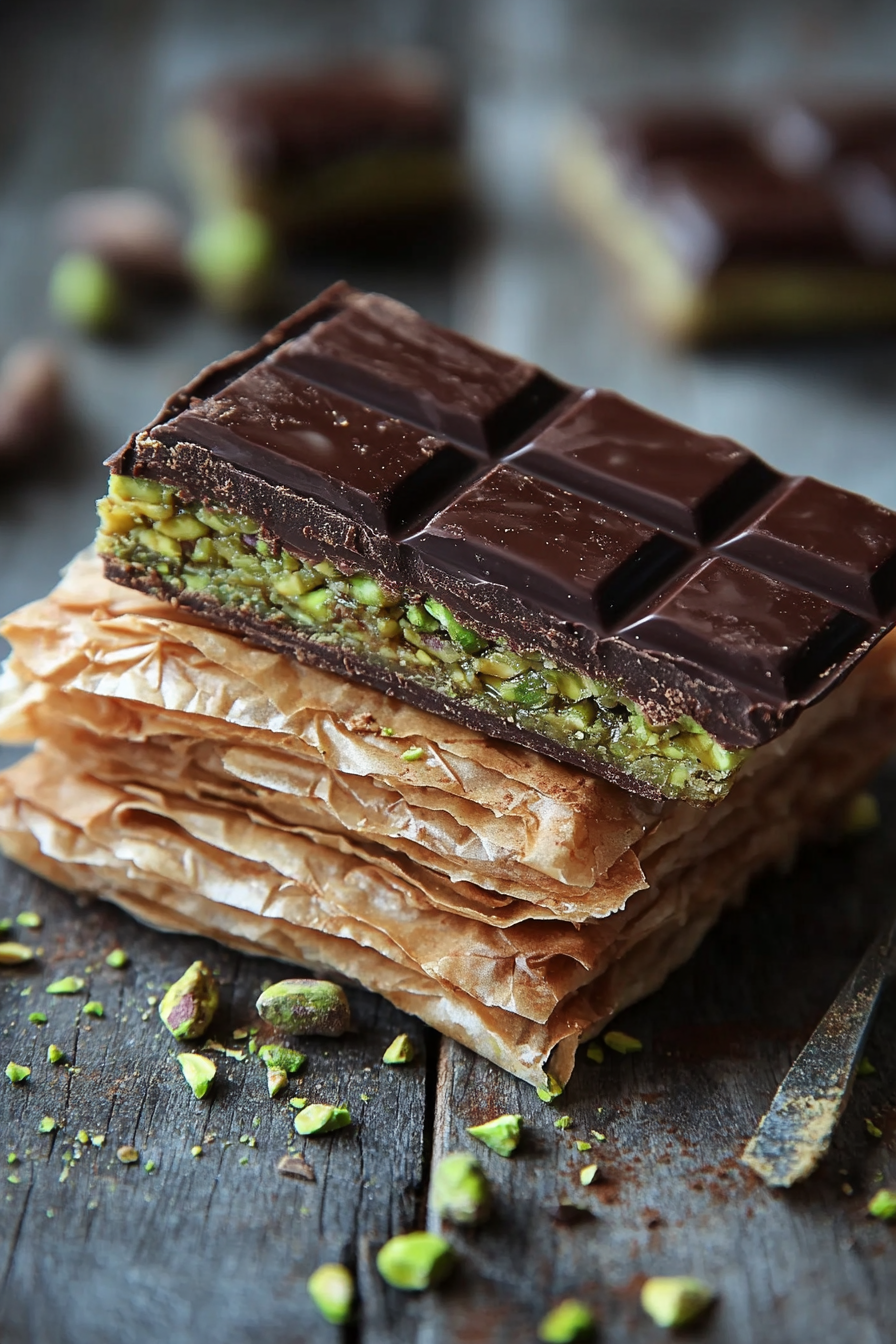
97 475 747 802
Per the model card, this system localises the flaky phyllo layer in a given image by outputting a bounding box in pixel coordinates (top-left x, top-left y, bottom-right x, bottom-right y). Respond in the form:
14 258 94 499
2 553 896 1088
97 474 746 804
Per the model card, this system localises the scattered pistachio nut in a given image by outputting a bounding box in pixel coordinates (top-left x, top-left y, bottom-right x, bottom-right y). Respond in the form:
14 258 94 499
257 1043 306 1074
28 1012 47 1025
307 1262 355 1325
255 978 350 1037
48 252 122 333
537 1073 564 1103
579 1164 599 1187
144 1160 156 1173
185 209 276 315
5 1062 30 1084
467 1113 522 1158
842 791 881 835
47 1045 64 1065
37 1116 57 1134
868 1188 896 1221
116 1145 139 1164
158 960 219 1040
83 1001 104 1018
383 1033 414 1064
190 1145 203 1158
554 1115 571 1130
294 1103 351 1137
105 949 129 969
46 976 85 995
431 1151 491 1226
857 1056 877 1077
15 912 42 930
865 1118 883 1139
178 1053 216 1100
401 746 425 762
0 919 10 934
76 1130 89 1145
640 1276 715 1328
375 1231 455 1292
585 1042 604 1064
576 1141 592 1153
0 942 35 966
537 1298 596 1343
604 1030 642 1055
266 1067 288 1098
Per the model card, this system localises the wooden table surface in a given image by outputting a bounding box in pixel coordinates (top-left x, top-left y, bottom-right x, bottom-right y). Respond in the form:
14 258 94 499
1 2 895 1340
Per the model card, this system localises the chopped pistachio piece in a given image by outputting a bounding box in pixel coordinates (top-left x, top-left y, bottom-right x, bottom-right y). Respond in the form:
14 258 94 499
842 791 881 835
857 1056 877 1077
604 1031 642 1055
640 1276 715 1328
28 1012 47 1025
289 1098 308 1111
467 1113 522 1158
0 942 35 965
90 1134 105 1148
83 1001 104 1018
266 1067 288 1098
576 1140 592 1152
190 1145 203 1158
144 1160 156 1173
401 746 425 762
15 912 42 930
257 1043 306 1074
294 1103 351 1136
5 1062 30 1084
579 1164 598 1186
49 251 121 332
116 1145 139 1164
585 1042 604 1064
0 919 10 933
105 949 129 969
865 1118 883 1139
47 1044 64 1065
554 1115 571 1130
178 1053 216 1100
37 1116 56 1133
159 960 219 1040
307 1262 355 1325
376 1231 455 1292
6 1153 16 1164
46 976 85 995
432 1151 491 1226
383 1033 415 1064
256 978 350 1036
591 1132 606 1143
538 1298 596 1343
76 1130 89 1144
868 1189 896 1221
536 1073 564 1104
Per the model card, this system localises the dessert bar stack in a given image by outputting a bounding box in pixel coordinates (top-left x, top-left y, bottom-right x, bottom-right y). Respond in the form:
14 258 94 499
3 285 896 1089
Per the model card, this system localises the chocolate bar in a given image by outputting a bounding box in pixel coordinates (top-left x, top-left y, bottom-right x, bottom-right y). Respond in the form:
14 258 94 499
557 99 896 340
98 282 896 804
176 55 465 247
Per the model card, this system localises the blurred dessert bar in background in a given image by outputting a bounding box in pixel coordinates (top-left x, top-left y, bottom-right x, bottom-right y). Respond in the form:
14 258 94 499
556 98 896 341
176 53 467 250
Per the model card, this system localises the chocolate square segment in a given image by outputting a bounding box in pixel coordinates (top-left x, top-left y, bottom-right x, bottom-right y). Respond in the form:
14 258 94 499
513 390 779 543
158 359 474 533
622 557 870 696
280 291 570 456
408 465 688 627
720 476 896 618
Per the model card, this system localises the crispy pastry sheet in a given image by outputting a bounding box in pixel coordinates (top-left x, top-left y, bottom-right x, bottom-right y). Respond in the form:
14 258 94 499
2 553 896 1087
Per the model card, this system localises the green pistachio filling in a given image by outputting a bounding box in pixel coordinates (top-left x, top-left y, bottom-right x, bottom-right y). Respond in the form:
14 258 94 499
97 475 748 802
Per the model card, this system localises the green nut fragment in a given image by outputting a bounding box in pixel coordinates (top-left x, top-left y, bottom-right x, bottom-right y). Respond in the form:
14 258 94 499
105 949 129 969
158 960 219 1040
383 1033 415 1065
422 599 486 654
554 1115 571 1130
191 1145 203 1158
640 1276 715 1328
0 942 35 965
431 1151 491 1226
47 1044 64 1065
255 978 350 1037
579 1164 599 1186
266 1067 288 1098
46 976 85 995
537 1074 564 1104
868 1188 896 1221
83 1001 104 1018
257 1044 306 1074
178 1052 216 1100
37 1116 56 1134
604 1030 642 1055
144 1160 156 1173
5 1062 30 1084
28 1012 47 1025
857 1055 877 1077
307 1262 355 1325
585 1042 604 1064
842 791 881 835
116 1145 139 1165
576 1140 592 1152
375 1231 456 1292
76 1131 89 1145
49 252 121 333
0 919 10 933
865 1117 883 1139
401 746 425 762
294 1103 351 1137
186 209 275 313
538 1298 596 1343
15 912 42 930
467 1113 522 1158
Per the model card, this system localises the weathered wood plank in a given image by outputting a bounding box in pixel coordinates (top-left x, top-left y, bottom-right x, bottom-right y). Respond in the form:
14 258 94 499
0 859 432 1344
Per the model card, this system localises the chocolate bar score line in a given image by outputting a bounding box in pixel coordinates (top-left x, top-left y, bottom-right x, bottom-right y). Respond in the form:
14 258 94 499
96 281 896 804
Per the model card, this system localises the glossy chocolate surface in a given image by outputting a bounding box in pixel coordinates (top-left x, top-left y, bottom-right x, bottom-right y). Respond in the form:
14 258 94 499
108 282 896 754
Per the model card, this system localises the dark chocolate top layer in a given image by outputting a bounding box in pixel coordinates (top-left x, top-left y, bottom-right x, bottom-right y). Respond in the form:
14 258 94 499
595 99 896 275
108 282 896 749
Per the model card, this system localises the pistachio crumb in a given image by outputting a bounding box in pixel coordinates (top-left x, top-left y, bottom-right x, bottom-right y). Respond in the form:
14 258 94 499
576 1140 592 1152
865 1118 883 1139
5 1062 30 1084
467 1113 522 1158
7 1153 17 1164
16 912 42 930
579 1164 599 1187
585 1042 604 1064
360 1092 370 1102
401 746 425 762
7 1174 20 1185
432 1151 491 1226
76 1130 89 1144
190 1145 203 1158
177 1053 216 1100
294 1104 351 1137
232 1027 248 1040
842 791 881 835
83 1001 104 1018
382 1032 414 1064
116 1146 139 1164
144 1160 156 1172
536 1073 564 1104
0 942 35 965
90 1134 105 1148
307 1262 355 1324
554 1115 571 1130
604 1030 642 1055
591 1131 606 1142
257 1044 306 1074
868 1189 896 1221
376 1231 455 1291
47 1045 64 1065
857 1056 877 1077
45 976 85 995
537 1298 595 1343
640 1276 715 1328
289 1098 308 1111
28 1012 47 1025
105 949 129 969
0 919 10 933
37 1116 56 1134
